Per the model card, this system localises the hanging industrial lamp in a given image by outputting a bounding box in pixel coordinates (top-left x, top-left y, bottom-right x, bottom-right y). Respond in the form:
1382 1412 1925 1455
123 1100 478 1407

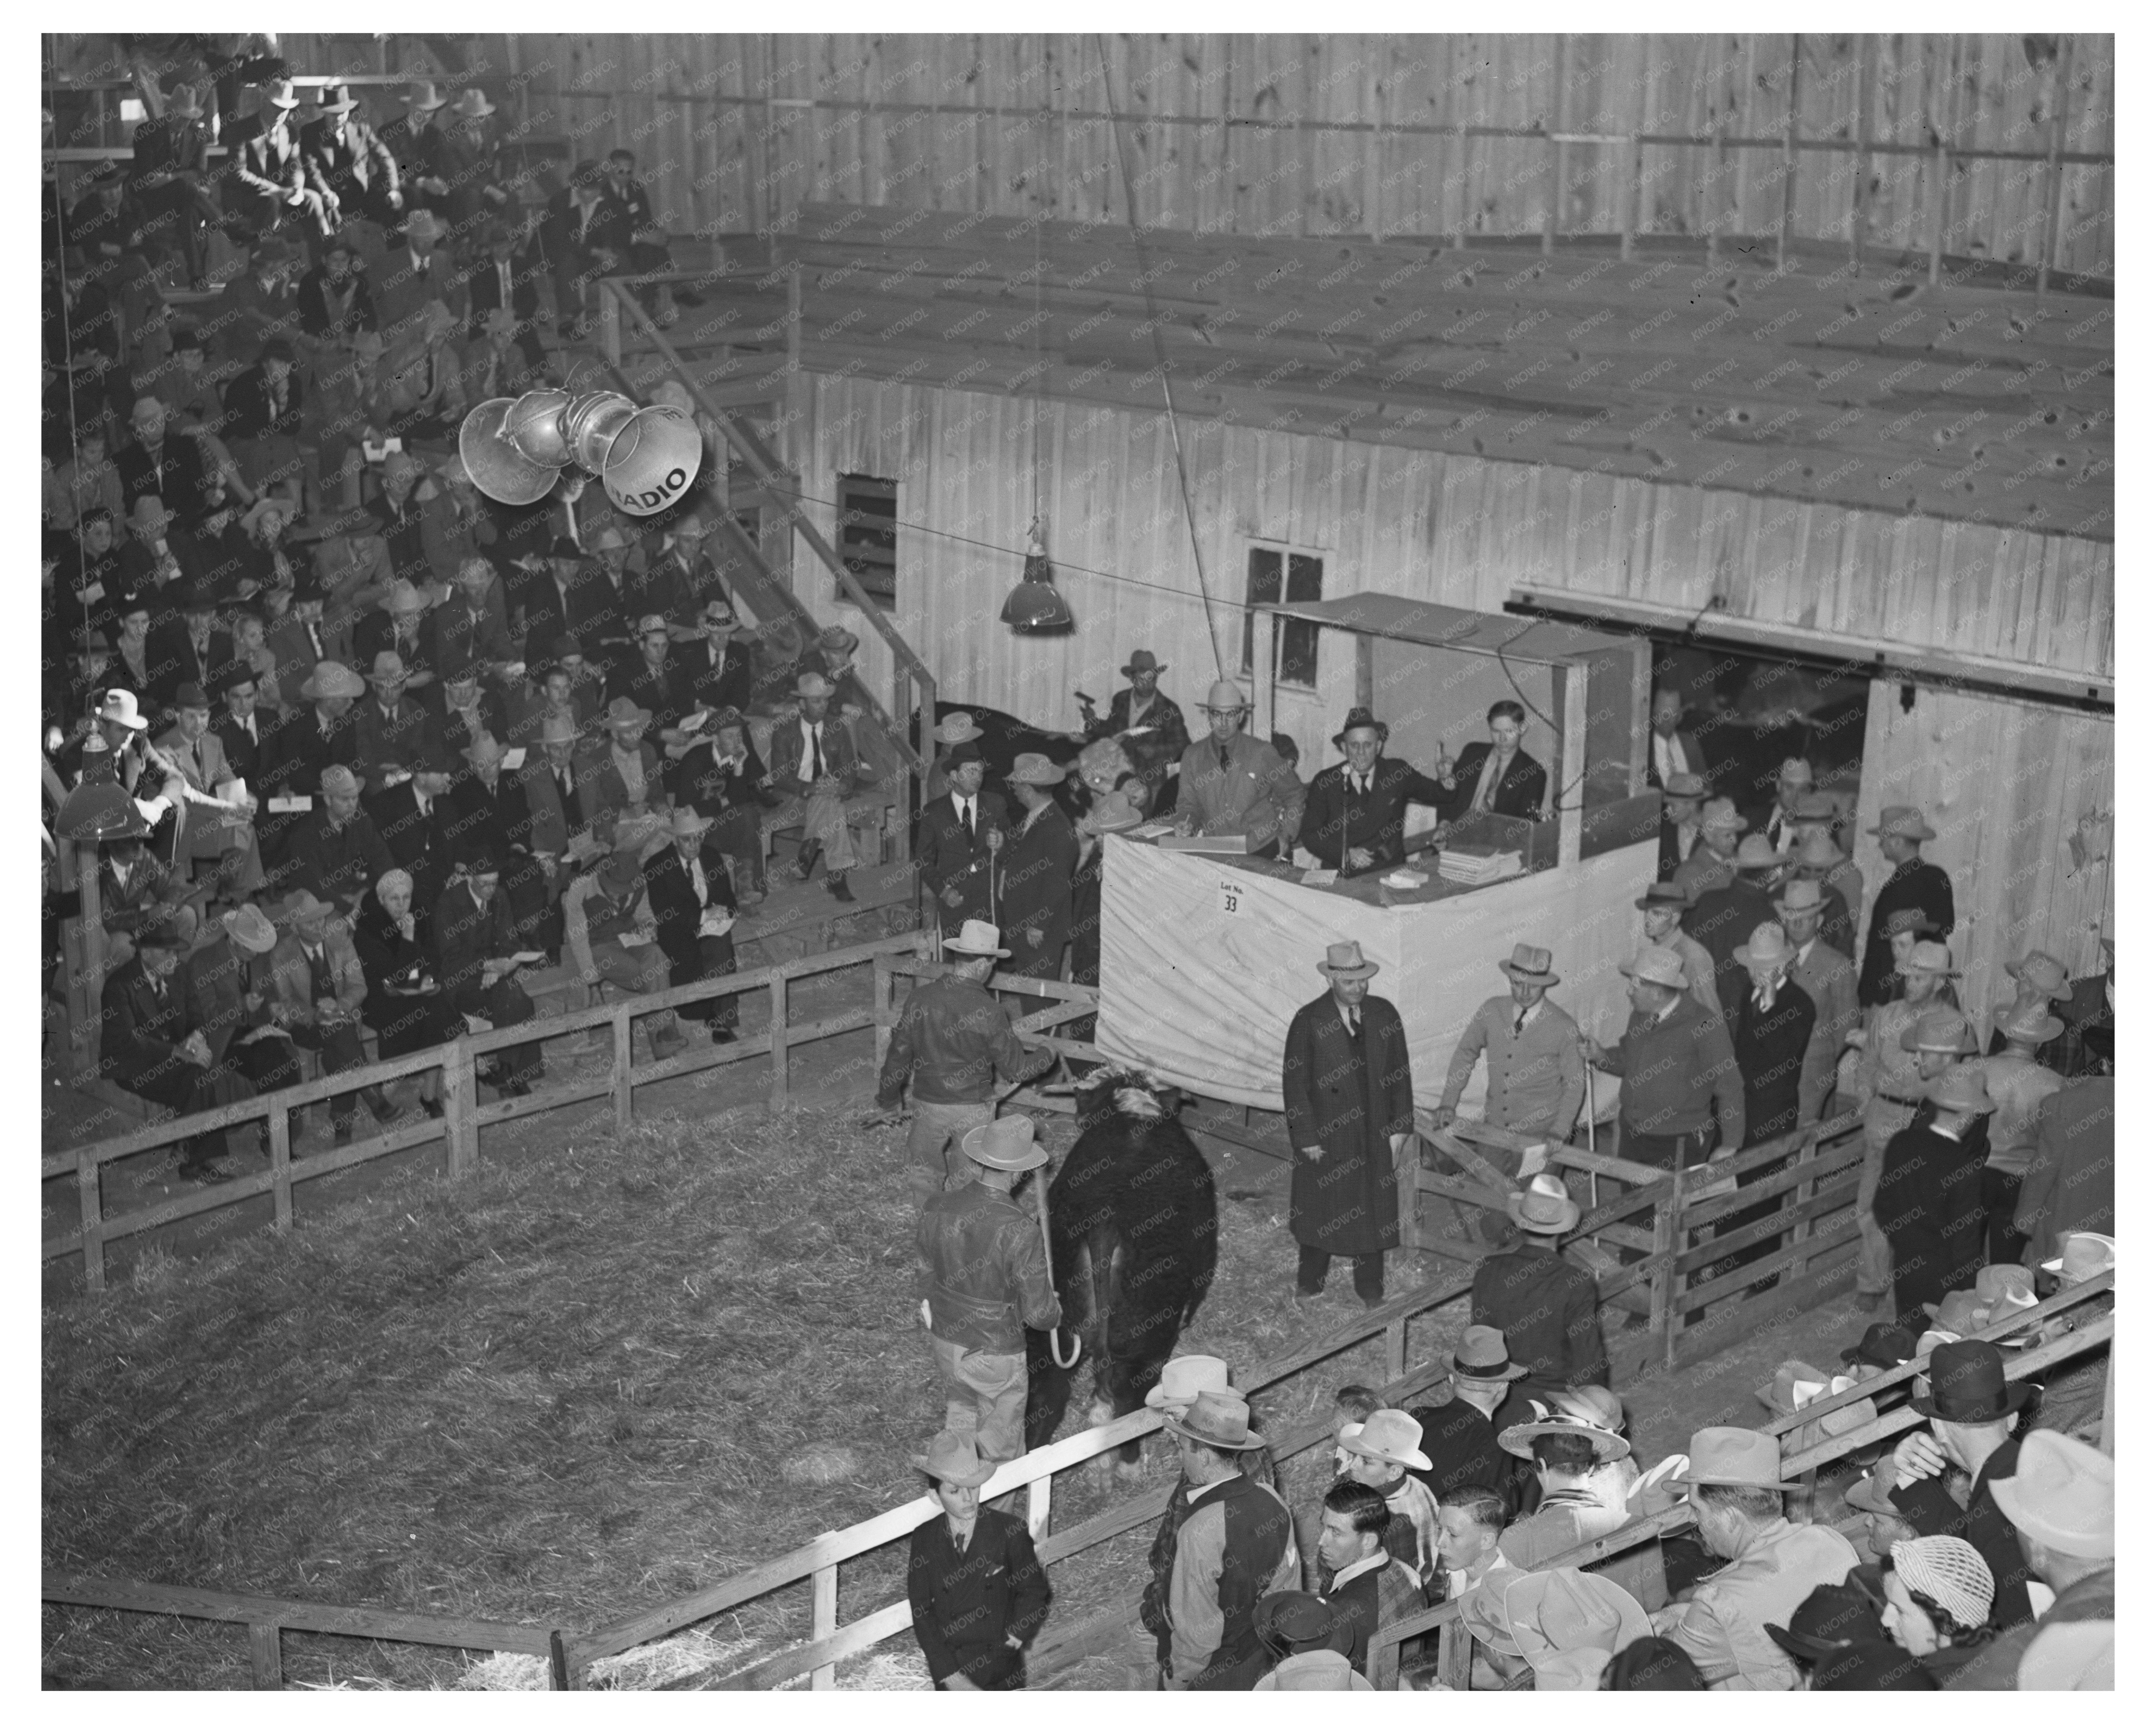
1000 516 1075 633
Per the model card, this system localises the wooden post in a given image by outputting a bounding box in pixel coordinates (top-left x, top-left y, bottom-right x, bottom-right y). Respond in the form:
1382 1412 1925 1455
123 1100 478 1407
249 1621 282 1688
613 1008 635 1131
2037 37 2075 298
1027 1475 1052 1542
1660 1164 1685 1371
1783 1126 1818 1281
1554 661 1586 865
77 1148 105 1296
872 952 894 1066
1543 38 1566 256
1437 1618 1471 1690
72 840 106 1072
1851 35 1876 273
442 1039 479 1176
268 1100 293 1233
810 1552 837 1690
768 972 790 1113
1385 1314 1407 1383
1353 632 1374 711
1778 35 1800 272
787 258 803 376
1927 140 1948 286
1250 610 1277 748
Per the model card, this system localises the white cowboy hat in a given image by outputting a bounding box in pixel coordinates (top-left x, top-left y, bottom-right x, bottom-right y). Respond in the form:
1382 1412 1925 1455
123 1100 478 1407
1316 940 1379 980
943 919 1009 959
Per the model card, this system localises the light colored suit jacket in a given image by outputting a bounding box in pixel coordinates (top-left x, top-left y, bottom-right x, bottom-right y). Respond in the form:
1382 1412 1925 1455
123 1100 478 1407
1788 937 1859 1121
1439 994 1587 1138
1175 731 1304 849
268 927 368 1024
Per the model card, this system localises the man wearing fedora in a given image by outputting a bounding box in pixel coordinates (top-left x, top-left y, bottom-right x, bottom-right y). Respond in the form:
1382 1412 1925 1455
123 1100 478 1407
270 886 390 1146
1875 1063 1994 1325
1681 833 1788 1025
768 671 873 903
352 652 439 780
1159 1389 1298 1689
1648 1426 1860 1687
1081 646 1189 796
1435 944 1586 1150
258 658 364 866
378 81 451 220
185 901 305 1106
916 739 1007 929
1335 1410 1443 1587
915 1116 1063 1466
1979 999 2068 1268
1635 881 1720 1013
1984 949 2078 1076
1670 795 1744 902
1586 945 1746 1171
1942 1430 2112 1689
663 701 776 902
1282 940 1414 1308
1776 876 1858 1123
1403 1328 1533 1498
1785 801 1864 950
1297 707 1448 877
1471 1175 1609 1405
877 920 1054 1208
905 1429 1051 1690
575 696 664 837
1859 806 1957 1009
1495 1393 1635 1575
1656 772 1708 878
432 844 543 1095
1880 1338 2038 1633
643 805 741 1043
282 763 393 918
373 208 466 347
2013 1028 2112 1268
1850 940 1961 1309
609 614 696 734
1137 1358 1243 1670
1174 681 1304 857
994 754 1078 980
1701 924 1815 1291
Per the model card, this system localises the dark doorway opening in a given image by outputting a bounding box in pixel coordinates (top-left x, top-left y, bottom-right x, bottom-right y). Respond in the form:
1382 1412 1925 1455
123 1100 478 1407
1654 641 1871 832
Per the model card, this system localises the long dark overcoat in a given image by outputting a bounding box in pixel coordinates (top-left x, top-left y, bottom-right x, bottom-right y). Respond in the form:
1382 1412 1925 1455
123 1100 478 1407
1281 991 1414 1256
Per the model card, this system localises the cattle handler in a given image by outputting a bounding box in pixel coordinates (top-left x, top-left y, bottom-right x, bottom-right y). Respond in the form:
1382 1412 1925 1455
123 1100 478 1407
877 919 1055 1208
916 1115 1065 1464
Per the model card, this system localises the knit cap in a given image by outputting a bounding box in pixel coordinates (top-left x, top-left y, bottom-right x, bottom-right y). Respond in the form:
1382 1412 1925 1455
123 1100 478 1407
1890 1535 1994 1629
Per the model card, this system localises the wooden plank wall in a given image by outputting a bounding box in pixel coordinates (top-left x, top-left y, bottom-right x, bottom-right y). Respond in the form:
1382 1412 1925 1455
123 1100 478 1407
272 33 2112 278
782 373 2111 779
1856 681 2113 1030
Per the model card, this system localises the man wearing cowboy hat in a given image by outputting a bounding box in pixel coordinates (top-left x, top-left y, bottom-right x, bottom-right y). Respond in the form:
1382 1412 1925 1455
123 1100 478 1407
1978 999 2068 1268
1657 771 1709 878
184 902 306 1105
444 730 565 952
1173 679 1303 856
1334 1411 1443 1587
422 556 515 688
1940 1431 2114 1690
1859 806 1956 1008
766 671 875 902
1311 1480 1426 1668
577 695 664 834
1758 756 1816 853
1984 949 2078 1076
916 738 1007 928
1436 944 1587 1148
227 81 329 238
268 886 395 1146
1495 1392 1639 1578
258 657 365 864
994 754 1078 980
1283 940 1414 1308
546 160 636 340
1462 1563 1654 1691
98 912 260 1183
1776 877 1858 1123
1079 646 1189 795
1586 945 1746 1170
663 701 777 901
1159 1389 1297 1689
264 566 356 711
679 596 755 718
1879 1338 2039 1633
920 711 987 804
562 849 687 1062
365 740 457 916
378 80 451 219
1849 939 1961 1309
374 207 466 346
1471 1174 1610 1404
1635 881 1720 1013
2013 1031 2112 1268
464 219 548 381
431 841 543 1095
1297 706 1449 877
352 651 438 780
1402 1328 1534 1498
1138 1359 1245 1663
1785 796 1864 946
1875 1063 1994 1326
915 1116 1063 1466
609 613 696 734
283 763 393 918
1682 833 1790 1025
877 921 1054 1207
300 84 401 237
1646 1426 1860 1687
793 622 862 696
904 1429 1051 1691
642 805 741 1043
1670 795 1744 902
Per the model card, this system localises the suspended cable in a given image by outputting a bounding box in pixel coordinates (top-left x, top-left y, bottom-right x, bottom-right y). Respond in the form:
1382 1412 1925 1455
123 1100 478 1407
1093 33 1226 681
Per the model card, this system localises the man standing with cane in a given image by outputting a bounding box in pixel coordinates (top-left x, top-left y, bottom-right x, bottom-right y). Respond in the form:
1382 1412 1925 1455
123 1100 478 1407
916 1115 1064 1464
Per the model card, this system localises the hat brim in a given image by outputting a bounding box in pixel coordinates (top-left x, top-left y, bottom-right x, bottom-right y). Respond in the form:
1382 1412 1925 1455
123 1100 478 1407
943 940 1011 959
1317 959 1380 979
1677 1470 1801 1493
915 1456 996 1489
1338 1436 1431 1471
1506 1192 1581 1235
1500 962 1559 986
102 709 149 732
1868 823 1938 841
1120 662 1164 677
1763 1624 1854 1664
1908 1381 2034 1422
1987 1476 2112 1559
1161 1414 1267 1451
1496 1420 1630 1463
1452 1358 1530 1383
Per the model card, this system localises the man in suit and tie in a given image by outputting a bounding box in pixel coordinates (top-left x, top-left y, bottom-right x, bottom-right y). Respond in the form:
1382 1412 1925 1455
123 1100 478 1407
1645 687 1709 793
444 733 565 952
269 886 390 1146
1776 879 1859 1123
351 579 437 692
607 613 696 732
514 543 607 659
574 696 667 837
464 221 548 380
916 739 1007 932
1297 707 1448 877
282 763 394 919
1657 773 1709 880
99 915 256 1181
211 662 276 785
154 682 263 899
352 651 439 779
378 80 451 219
422 557 517 684
767 672 876 903
1435 700 1548 824
643 806 741 1042
265 572 354 712
545 162 635 340
680 597 755 715
1434 945 1588 1152
373 208 464 347
1670 797 1744 903
364 744 457 917
146 580 231 708
1858 806 1957 1009
1173 680 1305 858
1080 646 1189 801
116 395 213 529
431 847 542 1096
259 660 365 872
1760 757 1815 853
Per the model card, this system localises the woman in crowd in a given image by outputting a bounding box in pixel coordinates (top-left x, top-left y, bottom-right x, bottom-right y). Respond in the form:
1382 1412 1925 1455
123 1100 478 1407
1879 1537 1996 1684
351 866 451 1116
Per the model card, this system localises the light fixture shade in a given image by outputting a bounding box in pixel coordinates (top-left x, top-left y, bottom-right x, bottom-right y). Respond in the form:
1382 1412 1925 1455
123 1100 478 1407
1001 526 1075 632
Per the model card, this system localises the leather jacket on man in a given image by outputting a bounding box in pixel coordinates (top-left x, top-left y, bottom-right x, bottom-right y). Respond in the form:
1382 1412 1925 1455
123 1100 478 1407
876 972 1051 1106
914 1181 1059 1353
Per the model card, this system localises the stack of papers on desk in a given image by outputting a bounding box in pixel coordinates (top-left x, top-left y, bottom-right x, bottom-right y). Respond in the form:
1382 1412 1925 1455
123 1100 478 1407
1437 846 1523 885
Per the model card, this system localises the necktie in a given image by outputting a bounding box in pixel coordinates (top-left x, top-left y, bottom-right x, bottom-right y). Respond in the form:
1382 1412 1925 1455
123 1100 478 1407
559 768 574 802
244 716 256 743
189 741 202 778
689 856 707 906
1514 1007 1528 1036
808 725 824 782
307 944 332 999
1348 1009 1362 1037
1756 987 1774 1013
962 798 974 841
499 262 511 303
1218 744 1231 774
307 622 323 659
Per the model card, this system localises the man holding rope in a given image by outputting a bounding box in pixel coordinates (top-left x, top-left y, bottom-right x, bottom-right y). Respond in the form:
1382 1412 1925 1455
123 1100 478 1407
915 1115 1064 1465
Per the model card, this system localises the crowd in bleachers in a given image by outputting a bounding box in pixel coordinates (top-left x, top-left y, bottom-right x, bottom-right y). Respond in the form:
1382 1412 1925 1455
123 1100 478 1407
41 72 876 1178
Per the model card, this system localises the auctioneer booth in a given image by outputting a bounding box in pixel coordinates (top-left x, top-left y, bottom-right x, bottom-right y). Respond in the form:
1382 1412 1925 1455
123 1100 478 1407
1095 596 1661 1116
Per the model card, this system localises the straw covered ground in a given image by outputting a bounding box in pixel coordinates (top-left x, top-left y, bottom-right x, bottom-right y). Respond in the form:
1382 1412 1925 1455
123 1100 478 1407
44 1097 1466 1690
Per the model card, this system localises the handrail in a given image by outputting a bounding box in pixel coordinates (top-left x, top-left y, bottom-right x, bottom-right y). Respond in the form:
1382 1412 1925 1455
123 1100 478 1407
1363 1277 2116 1685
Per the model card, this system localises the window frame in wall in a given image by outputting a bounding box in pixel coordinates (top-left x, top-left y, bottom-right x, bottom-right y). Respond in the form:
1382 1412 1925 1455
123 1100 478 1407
835 472 898 612
1240 541 1326 690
